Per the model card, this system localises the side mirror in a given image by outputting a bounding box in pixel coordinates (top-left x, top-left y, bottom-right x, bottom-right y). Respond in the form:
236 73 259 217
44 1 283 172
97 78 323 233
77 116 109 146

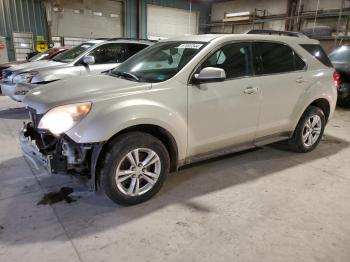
193 67 226 84
83 55 95 65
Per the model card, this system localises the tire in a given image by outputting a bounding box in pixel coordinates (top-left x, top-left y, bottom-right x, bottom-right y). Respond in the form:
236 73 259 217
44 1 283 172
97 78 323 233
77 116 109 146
99 132 170 206
288 106 326 153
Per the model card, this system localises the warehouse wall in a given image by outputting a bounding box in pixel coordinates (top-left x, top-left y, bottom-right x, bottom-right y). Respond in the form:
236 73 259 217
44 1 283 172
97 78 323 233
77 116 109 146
0 0 48 61
211 0 288 21
210 0 287 33
45 0 123 39
209 0 350 41
124 0 210 38
302 0 349 12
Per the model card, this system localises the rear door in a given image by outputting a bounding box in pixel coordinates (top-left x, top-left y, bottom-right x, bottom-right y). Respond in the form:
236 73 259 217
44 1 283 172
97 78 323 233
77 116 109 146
252 41 308 140
82 43 148 74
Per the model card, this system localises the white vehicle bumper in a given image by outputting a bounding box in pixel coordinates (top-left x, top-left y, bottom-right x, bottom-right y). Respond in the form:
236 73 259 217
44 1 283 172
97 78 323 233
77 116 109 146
0 81 39 102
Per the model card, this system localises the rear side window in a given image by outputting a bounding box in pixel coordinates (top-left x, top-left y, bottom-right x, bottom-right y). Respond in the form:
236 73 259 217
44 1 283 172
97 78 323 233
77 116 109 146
301 44 333 68
253 42 306 75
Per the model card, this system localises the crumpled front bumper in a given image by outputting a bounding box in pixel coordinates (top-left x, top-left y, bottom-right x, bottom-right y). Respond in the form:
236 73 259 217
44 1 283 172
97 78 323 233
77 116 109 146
19 125 49 171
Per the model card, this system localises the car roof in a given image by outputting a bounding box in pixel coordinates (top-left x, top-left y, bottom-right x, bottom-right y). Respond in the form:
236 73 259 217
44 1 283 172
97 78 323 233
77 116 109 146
162 34 320 45
86 38 154 46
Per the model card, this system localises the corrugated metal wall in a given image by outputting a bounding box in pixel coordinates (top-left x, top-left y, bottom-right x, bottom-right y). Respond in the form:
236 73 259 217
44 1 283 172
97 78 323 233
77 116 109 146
0 0 48 61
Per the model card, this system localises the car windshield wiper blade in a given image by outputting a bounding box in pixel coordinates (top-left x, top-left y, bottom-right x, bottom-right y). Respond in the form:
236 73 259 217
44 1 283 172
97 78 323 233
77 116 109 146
111 71 140 82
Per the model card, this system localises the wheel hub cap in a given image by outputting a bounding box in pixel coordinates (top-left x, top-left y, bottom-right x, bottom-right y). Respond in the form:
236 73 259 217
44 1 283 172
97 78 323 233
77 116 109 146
302 115 322 147
115 148 161 196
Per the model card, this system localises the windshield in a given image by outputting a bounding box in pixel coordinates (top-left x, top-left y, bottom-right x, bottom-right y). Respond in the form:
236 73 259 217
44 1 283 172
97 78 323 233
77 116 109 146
28 49 52 62
329 46 350 63
111 41 206 83
53 43 95 63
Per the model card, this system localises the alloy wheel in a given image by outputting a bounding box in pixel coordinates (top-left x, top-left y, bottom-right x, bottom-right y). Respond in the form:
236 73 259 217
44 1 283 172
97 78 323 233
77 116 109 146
115 148 161 196
302 114 322 147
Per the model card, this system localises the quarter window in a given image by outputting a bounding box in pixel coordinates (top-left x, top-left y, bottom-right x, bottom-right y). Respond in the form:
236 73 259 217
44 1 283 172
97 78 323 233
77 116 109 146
301 44 333 67
200 42 253 79
253 42 306 75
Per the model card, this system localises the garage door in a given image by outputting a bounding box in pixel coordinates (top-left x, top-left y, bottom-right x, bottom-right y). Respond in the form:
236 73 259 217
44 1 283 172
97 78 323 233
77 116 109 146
49 0 123 39
147 5 199 39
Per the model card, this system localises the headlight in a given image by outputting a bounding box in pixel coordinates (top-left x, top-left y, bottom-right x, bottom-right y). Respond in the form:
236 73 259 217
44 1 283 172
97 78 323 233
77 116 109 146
38 102 92 135
13 71 38 84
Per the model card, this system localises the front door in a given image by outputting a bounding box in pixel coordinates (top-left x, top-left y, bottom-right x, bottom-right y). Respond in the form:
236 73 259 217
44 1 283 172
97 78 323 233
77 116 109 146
188 42 261 156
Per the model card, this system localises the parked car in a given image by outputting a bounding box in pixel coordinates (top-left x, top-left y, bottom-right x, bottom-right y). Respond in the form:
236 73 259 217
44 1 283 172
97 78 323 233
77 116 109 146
0 47 68 81
1 39 153 101
329 45 350 106
21 33 337 205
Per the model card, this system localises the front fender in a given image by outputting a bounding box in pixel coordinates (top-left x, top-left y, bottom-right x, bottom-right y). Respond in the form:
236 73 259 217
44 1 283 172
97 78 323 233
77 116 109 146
66 98 187 160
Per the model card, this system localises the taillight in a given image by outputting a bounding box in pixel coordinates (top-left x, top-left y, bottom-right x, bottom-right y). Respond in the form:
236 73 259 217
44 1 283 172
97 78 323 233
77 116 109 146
333 71 341 89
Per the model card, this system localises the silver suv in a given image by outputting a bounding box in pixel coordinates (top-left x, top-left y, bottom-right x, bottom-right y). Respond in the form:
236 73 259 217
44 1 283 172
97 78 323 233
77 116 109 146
1 38 153 101
21 33 337 205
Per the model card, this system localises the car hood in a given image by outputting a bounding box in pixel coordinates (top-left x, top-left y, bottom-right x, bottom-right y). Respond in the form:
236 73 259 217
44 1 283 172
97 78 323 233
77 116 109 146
23 74 152 114
7 60 65 73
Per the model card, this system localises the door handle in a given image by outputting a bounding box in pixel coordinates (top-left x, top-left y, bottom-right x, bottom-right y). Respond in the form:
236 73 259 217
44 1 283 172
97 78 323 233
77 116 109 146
243 86 258 94
296 77 305 83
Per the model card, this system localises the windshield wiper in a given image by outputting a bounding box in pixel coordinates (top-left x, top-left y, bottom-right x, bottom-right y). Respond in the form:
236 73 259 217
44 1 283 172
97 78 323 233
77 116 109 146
111 71 140 82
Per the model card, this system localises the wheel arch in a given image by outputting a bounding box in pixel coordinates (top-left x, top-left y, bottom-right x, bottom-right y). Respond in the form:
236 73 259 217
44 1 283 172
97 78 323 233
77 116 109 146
308 98 331 122
91 124 179 191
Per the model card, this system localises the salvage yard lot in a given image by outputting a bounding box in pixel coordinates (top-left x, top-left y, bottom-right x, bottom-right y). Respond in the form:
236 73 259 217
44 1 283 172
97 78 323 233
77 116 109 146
0 95 350 262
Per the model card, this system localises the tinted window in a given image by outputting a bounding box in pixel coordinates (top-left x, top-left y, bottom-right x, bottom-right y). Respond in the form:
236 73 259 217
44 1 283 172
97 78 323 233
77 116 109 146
88 43 147 64
253 42 305 75
301 44 333 67
200 42 253 79
54 43 94 63
111 41 205 83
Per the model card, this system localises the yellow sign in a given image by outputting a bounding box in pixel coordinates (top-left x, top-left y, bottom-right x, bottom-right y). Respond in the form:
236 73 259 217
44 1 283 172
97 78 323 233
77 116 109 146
36 40 48 52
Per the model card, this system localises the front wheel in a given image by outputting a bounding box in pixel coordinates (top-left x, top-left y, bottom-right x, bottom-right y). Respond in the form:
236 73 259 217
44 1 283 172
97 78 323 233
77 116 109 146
99 132 170 205
288 106 326 153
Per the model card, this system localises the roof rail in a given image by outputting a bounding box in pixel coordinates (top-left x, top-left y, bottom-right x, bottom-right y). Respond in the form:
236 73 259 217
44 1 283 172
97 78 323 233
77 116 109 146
246 29 308 38
107 37 158 42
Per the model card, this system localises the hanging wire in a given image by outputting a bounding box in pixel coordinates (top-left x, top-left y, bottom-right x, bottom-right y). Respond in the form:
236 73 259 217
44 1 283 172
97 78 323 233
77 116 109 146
312 0 320 33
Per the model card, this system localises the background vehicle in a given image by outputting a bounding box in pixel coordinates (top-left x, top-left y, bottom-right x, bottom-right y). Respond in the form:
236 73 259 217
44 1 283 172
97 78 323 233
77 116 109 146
0 47 68 81
21 33 337 205
329 45 350 106
0 38 153 101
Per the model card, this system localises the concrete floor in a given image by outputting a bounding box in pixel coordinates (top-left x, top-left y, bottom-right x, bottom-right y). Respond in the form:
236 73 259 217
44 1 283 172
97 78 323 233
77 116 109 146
0 95 349 262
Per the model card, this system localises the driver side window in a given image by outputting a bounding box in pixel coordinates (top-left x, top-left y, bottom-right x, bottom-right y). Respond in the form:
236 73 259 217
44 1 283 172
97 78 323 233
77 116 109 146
200 42 253 79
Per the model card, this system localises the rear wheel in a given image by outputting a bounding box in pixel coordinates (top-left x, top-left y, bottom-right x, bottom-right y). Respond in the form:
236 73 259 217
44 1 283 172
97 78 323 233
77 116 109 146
288 106 326 153
100 132 170 205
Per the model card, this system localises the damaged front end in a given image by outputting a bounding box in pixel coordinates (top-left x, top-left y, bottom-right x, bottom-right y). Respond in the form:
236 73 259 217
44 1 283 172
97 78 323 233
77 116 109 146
20 108 103 188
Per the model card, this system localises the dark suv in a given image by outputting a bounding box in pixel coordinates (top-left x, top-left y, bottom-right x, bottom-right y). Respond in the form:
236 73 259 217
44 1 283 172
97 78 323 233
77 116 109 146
329 45 350 106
